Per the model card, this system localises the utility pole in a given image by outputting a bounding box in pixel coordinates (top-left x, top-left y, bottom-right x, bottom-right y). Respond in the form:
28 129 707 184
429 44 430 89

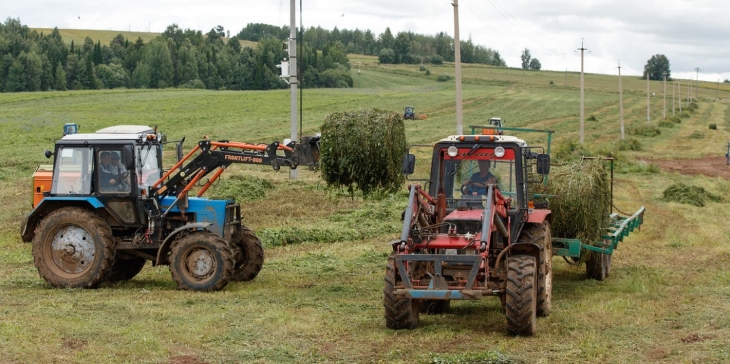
687 82 691 106
677 81 682 112
578 40 587 144
453 0 463 135
662 72 667 119
646 72 651 123
672 81 675 117
288 0 298 179
717 79 721 99
695 67 700 100
618 60 625 140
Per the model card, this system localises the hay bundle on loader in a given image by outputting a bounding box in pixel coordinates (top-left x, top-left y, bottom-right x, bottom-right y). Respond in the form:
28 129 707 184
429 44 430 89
319 108 406 195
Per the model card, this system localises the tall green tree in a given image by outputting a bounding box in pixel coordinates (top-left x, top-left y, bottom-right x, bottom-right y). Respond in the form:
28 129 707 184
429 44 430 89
643 54 671 81
520 48 531 69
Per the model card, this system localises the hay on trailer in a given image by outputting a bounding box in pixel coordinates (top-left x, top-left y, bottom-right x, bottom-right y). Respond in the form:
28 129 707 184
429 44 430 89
661 183 724 207
319 108 406 196
546 159 611 244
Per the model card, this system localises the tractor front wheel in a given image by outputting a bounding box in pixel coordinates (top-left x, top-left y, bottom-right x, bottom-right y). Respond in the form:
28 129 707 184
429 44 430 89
517 221 553 317
230 227 265 282
384 254 420 329
32 207 115 288
505 255 537 336
169 232 234 291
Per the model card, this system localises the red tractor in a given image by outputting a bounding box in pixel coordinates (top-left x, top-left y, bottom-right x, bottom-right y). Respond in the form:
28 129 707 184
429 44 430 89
384 126 644 335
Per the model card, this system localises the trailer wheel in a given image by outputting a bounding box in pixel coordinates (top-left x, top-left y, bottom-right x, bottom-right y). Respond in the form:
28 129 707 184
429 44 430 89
231 227 265 282
586 251 610 281
505 255 537 336
32 207 115 289
106 256 146 282
169 232 234 291
384 254 420 329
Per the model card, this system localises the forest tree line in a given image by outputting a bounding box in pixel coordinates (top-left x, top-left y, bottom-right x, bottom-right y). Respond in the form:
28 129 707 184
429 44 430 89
0 18 506 93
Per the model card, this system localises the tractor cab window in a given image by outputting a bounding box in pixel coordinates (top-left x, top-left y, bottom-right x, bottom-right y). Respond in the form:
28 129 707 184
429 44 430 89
51 147 92 195
440 147 518 209
97 149 131 194
136 144 161 192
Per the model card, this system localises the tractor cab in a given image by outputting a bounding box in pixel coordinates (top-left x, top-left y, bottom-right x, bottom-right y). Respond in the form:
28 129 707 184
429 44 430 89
403 106 415 120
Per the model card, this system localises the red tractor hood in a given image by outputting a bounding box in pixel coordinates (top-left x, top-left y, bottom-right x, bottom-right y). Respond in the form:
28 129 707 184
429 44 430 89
444 209 484 221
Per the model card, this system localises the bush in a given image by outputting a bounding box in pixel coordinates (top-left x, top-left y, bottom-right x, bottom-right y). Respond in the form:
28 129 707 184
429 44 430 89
182 79 206 89
430 55 443 65
688 131 704 139
618 138 643 151
629 124 661 137
437 74 452 82
549 80 554 85
658 120 676 128
425 69 431 76
709 123 717 130
419 65 427 72
319 109 406 196
678 111 690 119
587 115 597 121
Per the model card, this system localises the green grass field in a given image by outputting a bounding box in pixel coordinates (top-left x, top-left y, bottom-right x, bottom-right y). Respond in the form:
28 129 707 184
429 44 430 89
1 55 729 363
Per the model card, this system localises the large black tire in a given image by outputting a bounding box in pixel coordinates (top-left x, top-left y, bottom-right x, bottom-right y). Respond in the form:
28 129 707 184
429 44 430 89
517 221 553 317
230 227 265 282
586 251 610 281
505 255 537 336
106 256 147 282
169 232 234 291
384 254 420 329
421 300 451 314
32 207 115 289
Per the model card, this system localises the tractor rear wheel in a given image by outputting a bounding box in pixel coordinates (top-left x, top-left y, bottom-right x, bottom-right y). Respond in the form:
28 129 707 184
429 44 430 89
505 255 537 336
106 256 146 282
230 227 265 282
384 254 420 329
169 232 234 291
32 207 115 288
516 221 553 317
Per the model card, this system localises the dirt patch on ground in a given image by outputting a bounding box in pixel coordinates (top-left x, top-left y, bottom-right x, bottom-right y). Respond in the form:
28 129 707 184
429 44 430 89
644 156 730 179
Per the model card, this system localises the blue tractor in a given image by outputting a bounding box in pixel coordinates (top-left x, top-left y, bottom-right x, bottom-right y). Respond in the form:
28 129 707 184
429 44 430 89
403 106 415 120
21 125 319 291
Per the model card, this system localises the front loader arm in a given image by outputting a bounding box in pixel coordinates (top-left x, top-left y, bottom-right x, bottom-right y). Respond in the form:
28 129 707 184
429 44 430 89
151 137 318 203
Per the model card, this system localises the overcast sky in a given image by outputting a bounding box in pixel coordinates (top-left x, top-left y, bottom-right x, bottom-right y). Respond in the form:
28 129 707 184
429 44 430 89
6 0 729 82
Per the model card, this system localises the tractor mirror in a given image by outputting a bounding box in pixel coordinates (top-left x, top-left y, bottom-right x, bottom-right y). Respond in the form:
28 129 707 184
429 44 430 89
44 149 54 159
536 154 550 175
123 145 134 171
402 154 416 175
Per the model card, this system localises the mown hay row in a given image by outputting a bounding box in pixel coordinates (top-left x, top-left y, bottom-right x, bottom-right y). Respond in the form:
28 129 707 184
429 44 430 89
546 159 610 244
661 183 724 207
319 108 406 195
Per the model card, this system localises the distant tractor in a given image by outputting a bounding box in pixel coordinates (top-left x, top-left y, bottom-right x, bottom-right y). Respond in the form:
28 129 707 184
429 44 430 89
384 125 644 335
403 106 416 120
63 123 79 136
21 125 319 291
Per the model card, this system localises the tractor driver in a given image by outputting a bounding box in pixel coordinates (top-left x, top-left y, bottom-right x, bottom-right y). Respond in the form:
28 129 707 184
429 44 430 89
461 159 497 196
99 151 129 192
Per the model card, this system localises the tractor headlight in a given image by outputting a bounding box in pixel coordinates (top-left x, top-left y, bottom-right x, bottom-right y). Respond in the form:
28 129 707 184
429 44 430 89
494 146 505 158
447 146 458 157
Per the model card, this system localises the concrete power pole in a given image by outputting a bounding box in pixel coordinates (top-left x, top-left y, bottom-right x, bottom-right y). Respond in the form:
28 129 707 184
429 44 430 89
288 0 298 179
453 0 463 135
646 72 651 123
618 60 625 140
672 81 675 117
695 67 700 100
662 73 667 119
578 40 587 144
678 80 682 112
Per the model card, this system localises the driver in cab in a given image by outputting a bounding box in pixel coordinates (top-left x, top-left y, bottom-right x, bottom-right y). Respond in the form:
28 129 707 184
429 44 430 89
462 159 496 196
